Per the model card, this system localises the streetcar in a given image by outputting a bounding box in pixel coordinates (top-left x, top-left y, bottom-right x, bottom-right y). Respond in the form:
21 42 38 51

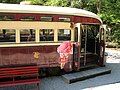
0 3 106 75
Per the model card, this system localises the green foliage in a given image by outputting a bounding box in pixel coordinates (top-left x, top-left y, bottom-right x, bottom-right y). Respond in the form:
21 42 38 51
99 0 120 44
0 0 23 3
109 23 120 44
69 0 81 8
81 0 99 14
45 0 69 7
100 0 120 24
26 0 47 5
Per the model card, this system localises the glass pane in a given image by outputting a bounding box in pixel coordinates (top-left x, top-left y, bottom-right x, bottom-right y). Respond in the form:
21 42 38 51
0 15 14 21
40 29 54 41
20 29 35 42
0 29 15 42
58 29 71 41
40 16 52 21
20 16 35 21
59 17 70 22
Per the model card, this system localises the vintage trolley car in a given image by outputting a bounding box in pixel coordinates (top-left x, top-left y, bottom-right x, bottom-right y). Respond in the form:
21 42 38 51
0 3 106 75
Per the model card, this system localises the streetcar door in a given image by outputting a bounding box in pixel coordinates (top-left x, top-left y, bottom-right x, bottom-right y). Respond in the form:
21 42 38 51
72 24 81 71
99 25 106 66
80 25 100 67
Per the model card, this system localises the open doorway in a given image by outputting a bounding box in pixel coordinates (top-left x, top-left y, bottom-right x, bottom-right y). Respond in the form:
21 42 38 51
80 25 100 67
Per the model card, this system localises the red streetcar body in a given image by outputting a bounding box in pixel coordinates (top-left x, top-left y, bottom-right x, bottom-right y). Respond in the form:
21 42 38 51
0 12 101 24
0 3 106 73
0 45 60 67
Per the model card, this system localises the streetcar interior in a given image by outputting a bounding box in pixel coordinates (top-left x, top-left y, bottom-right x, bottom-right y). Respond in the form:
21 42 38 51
80 25 100 66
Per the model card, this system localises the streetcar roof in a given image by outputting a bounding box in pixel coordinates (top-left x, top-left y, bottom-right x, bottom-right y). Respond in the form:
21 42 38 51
0 3 102 23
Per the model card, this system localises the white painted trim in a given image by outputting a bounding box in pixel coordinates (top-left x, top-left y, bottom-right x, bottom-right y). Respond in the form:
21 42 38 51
76 23 81 43
71 27 74 41
54 29 58 42
16 29 20 43
35 29 40 42
0 42 62 47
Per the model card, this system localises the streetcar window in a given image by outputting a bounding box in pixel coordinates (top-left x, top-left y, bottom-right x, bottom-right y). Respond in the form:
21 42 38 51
40 16 52 21
0 15 14 21
0 29 15 42
40 29 54 41
58 29 71 41
20 29 35 42
59 17 70 22
20 16 35 21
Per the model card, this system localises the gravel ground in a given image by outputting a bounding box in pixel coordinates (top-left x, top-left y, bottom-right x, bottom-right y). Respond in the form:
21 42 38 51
1 48 120 90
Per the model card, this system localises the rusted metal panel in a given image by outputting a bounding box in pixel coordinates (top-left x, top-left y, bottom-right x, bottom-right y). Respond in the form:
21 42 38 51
0 45 62 68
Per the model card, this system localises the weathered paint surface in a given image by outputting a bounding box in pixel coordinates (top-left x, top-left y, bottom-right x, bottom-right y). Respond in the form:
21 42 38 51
0 13 101 24
0 45 62 67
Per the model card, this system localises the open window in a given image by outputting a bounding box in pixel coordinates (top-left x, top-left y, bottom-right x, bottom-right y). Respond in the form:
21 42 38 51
20 29 35 42
0 29 15 42
40 29 54 41
58 29 71 41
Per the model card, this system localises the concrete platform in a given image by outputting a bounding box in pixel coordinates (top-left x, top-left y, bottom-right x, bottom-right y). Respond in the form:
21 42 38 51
62 67 111 84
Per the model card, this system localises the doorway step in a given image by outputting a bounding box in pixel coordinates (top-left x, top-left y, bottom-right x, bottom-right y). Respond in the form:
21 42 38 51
62 66 111 84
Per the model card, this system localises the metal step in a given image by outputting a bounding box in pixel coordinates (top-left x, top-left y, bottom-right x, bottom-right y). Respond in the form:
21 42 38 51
79 64 99 70
62 67 111 84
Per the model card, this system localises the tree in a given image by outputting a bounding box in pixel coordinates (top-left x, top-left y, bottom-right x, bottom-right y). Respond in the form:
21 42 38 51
45 0 69 7
0 0 23 3
25 0 47 5
99 0 120 44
